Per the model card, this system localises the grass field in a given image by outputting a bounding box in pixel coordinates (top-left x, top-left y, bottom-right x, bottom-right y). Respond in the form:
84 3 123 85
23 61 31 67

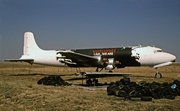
0 62 180 111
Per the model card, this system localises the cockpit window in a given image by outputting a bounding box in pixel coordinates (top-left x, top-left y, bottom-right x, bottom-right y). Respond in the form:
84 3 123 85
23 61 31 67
157 50 163 52
154 50 163 53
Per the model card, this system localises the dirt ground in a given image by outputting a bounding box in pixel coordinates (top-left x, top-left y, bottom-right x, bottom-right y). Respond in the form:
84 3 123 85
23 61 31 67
0 62 180 111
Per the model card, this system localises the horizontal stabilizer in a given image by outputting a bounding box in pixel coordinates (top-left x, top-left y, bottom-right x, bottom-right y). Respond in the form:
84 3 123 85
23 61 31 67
5 59 34 64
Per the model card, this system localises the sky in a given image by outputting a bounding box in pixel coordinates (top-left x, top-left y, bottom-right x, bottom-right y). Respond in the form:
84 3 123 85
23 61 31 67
0 0 180 61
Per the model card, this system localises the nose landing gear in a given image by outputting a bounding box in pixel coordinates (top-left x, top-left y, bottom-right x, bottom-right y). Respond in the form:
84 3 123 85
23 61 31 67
155 68 162 78
155 72 162 78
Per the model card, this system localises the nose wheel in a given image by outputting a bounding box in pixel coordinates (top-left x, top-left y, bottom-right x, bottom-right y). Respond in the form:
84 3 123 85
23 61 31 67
155 68 162 78
155 72 162 78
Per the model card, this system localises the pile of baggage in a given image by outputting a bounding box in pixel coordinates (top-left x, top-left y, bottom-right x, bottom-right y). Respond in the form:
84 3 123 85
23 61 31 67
37 75 71 86
107 78 180 101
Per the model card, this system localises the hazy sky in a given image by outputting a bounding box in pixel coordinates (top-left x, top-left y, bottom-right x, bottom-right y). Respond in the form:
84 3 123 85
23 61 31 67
0 0 180 61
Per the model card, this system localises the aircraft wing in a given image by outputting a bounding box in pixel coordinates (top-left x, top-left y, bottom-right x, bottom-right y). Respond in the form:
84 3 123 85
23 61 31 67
57 51 98 67
5 59 34 64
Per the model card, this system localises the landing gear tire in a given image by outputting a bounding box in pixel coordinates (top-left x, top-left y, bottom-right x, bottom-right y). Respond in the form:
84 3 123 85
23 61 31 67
155 73 162 78
86 78 92 86
108 70 113 73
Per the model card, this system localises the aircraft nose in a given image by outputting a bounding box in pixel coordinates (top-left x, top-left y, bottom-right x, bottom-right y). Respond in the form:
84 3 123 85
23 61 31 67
169 53 176 62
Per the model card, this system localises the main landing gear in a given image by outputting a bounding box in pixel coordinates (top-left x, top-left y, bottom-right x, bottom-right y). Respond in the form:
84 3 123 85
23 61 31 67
95 67 103 72
155 68 162 78
86 78 99 86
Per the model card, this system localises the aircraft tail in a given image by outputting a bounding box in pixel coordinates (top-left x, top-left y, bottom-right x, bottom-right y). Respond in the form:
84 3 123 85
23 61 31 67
23 32 44 56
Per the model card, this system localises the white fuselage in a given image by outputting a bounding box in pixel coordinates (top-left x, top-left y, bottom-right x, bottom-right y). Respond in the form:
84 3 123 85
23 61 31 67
131 46 176 68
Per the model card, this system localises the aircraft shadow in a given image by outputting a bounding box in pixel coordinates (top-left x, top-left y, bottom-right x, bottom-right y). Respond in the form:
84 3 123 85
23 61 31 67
9 73 73 77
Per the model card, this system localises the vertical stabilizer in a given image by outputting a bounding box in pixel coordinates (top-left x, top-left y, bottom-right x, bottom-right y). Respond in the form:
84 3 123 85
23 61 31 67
23 32 44 55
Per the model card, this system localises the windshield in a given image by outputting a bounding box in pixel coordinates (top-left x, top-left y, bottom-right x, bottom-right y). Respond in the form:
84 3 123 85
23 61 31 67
154 50 163 53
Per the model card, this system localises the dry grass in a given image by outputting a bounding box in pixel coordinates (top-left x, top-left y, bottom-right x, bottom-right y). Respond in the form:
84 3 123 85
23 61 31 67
0 62 180 111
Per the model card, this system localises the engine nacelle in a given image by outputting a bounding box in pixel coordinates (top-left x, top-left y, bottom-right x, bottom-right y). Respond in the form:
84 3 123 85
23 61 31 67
94 56 116 70
108 58 114 65
105 64 115 70
105 58 115 70
93 56 104 65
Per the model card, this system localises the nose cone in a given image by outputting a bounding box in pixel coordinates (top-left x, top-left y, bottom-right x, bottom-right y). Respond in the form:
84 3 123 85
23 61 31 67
170 54 176 62
167 53 176 62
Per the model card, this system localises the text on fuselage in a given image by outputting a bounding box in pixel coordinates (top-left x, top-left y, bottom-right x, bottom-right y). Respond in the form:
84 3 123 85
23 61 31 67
92 49 116 56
